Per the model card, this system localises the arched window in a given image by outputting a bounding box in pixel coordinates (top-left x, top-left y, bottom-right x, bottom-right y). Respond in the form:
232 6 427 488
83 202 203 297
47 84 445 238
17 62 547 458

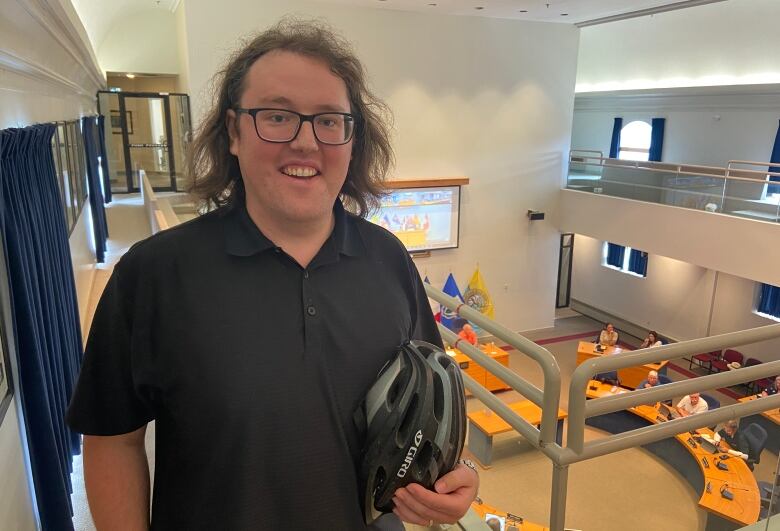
619 120 652 161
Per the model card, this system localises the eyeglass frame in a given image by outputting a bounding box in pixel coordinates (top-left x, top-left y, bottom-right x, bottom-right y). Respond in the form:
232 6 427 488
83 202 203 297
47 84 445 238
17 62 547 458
233 107 357 145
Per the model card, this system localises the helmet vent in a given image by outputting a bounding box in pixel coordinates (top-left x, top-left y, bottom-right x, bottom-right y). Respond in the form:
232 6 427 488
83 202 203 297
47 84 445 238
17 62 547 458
415 441 434 477
432 374 444 422
396 394 419 447
387 377 402 407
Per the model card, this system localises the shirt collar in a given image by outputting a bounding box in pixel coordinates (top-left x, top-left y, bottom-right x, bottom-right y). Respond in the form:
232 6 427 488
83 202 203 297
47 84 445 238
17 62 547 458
223 199 365 258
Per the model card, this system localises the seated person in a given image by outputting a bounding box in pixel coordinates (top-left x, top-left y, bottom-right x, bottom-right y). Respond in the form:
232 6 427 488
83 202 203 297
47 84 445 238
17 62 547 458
714 419 749 459
458 323 478 346
599 323 618 346
640 331 662 348
760 375 780 397
676 392 708 417
637 370 661 389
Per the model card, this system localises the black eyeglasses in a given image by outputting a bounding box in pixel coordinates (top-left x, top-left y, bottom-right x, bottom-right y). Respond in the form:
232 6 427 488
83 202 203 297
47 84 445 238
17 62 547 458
234 108 356 145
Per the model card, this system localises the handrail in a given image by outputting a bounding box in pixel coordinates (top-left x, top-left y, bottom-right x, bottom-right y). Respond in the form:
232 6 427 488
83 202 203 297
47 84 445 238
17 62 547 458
569 152 780 182
559 393 780 464
424 283 563 446
567 323 780 454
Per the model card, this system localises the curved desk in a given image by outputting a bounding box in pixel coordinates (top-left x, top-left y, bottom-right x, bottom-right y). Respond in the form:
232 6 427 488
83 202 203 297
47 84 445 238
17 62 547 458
470 500 548 531
585 381 759 530
577 341 668 389
737 394 780 454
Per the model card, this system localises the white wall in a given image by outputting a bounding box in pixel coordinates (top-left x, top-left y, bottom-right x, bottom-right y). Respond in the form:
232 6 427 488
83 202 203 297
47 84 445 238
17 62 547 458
571 85 780 166
98 9 178 75
571 234 780 363
0 1 103 528
0 405 36 531
576 0 780 92
70 204 96 338
571 234 714 340
174 2 191 94
180 0 580 332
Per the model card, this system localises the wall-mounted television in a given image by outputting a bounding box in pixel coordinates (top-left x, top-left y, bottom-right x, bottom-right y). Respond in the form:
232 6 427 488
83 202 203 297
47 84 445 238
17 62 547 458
368 185 460 252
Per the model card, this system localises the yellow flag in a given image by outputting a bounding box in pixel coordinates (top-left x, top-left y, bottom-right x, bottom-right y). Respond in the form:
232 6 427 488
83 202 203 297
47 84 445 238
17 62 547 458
464 266 494 318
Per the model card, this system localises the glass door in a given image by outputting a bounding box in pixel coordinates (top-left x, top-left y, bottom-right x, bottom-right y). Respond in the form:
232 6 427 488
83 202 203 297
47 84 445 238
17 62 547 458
97 91 192 194
556 233 574 308
122 95 175 191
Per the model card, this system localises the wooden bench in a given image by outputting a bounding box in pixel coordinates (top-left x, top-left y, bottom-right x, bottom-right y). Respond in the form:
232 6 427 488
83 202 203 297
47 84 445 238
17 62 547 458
467 400 567 467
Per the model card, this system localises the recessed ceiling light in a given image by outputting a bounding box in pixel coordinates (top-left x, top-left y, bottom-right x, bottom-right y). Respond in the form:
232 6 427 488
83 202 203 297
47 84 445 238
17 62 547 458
561 13 569 16
519 9 528 13
428 2 436 5
475 6 484 9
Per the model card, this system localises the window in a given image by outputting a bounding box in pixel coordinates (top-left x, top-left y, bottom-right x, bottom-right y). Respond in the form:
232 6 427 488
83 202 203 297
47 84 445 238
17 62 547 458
618 120 652 162
603 242 648 277
756 283 780 321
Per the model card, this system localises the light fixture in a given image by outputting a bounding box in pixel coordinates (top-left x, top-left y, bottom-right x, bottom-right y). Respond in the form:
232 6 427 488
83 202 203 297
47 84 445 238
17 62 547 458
475 6 484 9
126 73 136 79
561 13 568 16
519 9 528 13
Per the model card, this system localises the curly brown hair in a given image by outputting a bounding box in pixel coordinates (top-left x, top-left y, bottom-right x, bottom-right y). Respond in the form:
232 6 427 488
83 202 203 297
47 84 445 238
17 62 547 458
186 18 394 217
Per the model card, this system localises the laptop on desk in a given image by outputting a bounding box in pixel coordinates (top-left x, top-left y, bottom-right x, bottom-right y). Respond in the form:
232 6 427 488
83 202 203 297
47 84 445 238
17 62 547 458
656 402 683 421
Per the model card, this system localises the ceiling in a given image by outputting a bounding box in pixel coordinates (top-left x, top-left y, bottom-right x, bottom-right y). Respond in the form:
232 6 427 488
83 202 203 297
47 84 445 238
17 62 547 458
70 0 726 58
305 0 727 25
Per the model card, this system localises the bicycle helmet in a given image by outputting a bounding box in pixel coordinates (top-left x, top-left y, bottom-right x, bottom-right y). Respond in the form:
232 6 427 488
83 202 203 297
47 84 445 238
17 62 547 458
355 340 466 525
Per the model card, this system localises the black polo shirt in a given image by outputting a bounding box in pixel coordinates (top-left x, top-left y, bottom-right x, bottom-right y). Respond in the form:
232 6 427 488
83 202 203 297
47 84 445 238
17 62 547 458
66 199 441 530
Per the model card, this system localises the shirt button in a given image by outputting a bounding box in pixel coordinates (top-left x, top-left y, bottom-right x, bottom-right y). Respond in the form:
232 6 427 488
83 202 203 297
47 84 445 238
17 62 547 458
307 305 317 316
304 270 309 279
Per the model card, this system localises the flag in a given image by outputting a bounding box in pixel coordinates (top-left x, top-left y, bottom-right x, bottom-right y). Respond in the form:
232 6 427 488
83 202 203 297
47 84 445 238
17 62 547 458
424 276 442 322
440 273 464 330
464 266 494 319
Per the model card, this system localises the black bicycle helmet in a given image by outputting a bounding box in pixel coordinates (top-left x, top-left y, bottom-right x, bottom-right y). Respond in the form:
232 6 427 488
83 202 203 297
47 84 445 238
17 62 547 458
355 340 467 525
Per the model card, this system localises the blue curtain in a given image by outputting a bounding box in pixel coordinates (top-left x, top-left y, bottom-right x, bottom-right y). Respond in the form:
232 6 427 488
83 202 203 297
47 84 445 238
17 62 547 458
96 115 112 203
649 118 665 162
757 283 780 318
767 120 780 195
606 242 625 268
0 124 83 531
82 117 109 263
628 248 648 276
609 117 623 159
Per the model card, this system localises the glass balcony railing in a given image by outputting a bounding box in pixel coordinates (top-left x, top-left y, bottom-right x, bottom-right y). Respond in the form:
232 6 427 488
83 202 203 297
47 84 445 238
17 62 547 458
567 150 780 224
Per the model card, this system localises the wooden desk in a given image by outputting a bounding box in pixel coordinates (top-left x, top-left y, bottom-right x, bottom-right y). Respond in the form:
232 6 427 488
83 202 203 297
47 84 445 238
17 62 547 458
738 394 780 454
467 400 567 467
449 342 511 393
470 500 548 531
577 341 668 389
587 380 760 528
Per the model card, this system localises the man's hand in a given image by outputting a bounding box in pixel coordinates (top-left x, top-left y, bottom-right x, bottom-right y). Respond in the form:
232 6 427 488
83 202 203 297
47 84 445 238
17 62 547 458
391 463 479 526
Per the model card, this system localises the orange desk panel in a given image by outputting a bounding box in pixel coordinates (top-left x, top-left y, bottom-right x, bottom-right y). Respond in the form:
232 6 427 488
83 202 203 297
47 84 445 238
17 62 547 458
450 343 511 393
586 380 760 526
471 500 548 531
577 341 668 389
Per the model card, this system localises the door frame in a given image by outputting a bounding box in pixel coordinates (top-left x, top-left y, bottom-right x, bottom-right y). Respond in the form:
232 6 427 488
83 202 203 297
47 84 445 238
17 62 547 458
97 90 191 193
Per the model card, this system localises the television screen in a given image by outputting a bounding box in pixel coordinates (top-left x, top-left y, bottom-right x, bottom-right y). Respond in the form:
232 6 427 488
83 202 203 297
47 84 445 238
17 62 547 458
368 186 460 252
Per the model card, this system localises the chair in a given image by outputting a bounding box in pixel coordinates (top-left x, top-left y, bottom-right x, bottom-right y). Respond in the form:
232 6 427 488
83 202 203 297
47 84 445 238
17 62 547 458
759 480 780 518
743 358 762 393
753 376 776 396
689 350 720 373
711 349 744 373
700 393 720 410
742 423 768 471
658 374 672 385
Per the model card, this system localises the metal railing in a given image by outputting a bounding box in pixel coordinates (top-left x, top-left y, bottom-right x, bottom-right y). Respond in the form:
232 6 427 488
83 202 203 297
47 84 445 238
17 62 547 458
429 283 780 531
566 151 780 223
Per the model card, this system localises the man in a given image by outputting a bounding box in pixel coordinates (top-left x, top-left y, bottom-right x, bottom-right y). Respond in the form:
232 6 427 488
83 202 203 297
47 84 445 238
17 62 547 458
66 20 477 530
760 375 780 397
458 323 478 346
676 392 709 417
638 370 660 389
714 419 749 459
599 323 618 346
